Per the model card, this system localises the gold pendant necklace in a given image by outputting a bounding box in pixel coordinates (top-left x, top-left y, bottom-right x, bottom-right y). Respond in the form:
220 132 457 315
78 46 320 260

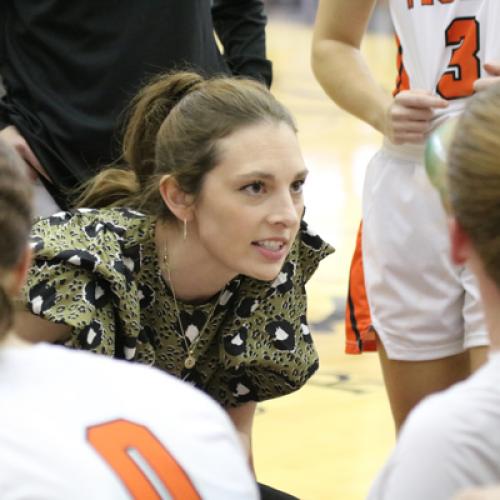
184 353 196 370
161 243 221 370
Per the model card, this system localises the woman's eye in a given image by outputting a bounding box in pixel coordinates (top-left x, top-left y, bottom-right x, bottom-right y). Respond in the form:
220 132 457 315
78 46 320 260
242 181 265 195
291 179 305 194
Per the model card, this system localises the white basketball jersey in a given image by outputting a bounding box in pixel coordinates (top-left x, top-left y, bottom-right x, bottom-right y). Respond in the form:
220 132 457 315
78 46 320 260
389 0 500 120
0 343 258 500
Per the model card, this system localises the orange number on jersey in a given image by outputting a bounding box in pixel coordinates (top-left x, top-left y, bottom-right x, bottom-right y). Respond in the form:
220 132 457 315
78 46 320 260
408 0 455 8
87 419 201 500
437 17 480 100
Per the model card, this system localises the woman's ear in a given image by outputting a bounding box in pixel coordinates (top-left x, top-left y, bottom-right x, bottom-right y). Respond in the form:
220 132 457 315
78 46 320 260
449 217 471 265
158 175 195 221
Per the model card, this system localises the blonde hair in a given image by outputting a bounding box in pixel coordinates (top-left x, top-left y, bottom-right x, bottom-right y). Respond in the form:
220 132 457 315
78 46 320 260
448 82 500 287
0 140 32 339
76 71 296 218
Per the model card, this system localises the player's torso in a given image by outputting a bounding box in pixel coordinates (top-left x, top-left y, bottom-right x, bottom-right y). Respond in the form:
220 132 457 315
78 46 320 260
0 361 132 498
390 0 500 117
0 345 255 500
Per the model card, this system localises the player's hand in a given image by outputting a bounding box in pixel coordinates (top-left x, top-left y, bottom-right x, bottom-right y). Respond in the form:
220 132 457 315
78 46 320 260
0 125 51 182
453 486 500 500
473 62 500 92
384 90 448 145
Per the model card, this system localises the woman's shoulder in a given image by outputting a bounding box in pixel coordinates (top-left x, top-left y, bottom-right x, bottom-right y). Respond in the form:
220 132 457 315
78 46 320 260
33 207 154 232
294 219 335 282
31 208 156 255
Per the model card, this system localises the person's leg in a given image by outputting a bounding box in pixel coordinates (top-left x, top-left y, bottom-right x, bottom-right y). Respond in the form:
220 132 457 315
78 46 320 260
377 337 471 433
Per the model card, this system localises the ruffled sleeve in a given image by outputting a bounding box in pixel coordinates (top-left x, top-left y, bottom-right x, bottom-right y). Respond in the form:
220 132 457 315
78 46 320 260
204 221 334 407
22 209 155 363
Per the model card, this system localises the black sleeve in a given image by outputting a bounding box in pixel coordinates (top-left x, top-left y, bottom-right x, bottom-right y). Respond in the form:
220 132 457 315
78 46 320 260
212 0 273 88
0 96 10 131
0 1 5 64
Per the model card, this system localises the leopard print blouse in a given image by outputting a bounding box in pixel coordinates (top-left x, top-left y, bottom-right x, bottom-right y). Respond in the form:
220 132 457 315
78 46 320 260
24 208 334 407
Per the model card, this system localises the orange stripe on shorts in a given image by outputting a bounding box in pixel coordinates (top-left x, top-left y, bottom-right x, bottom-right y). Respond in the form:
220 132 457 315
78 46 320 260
393 35 410 97
345 222 377 354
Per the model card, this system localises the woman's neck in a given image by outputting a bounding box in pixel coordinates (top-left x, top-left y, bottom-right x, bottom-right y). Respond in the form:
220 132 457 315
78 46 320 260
475 270 500 352
482 297 500 352
155 220 235 303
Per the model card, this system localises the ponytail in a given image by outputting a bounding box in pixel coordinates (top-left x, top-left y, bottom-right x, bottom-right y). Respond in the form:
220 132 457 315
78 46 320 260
75 72 204 210
122 72 204 183
74 168 138 209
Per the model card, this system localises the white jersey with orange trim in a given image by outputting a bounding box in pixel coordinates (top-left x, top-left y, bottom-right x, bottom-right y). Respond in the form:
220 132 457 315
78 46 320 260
0 343 258 500
391 0 500 126
346 0 497 359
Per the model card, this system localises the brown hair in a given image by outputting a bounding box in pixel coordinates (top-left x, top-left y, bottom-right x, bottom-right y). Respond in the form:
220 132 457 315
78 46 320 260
0 140 32 339
448 82 500 288
76 71 296 218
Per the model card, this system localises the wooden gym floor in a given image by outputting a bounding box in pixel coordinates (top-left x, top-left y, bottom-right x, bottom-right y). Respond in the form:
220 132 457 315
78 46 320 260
253 13 396 500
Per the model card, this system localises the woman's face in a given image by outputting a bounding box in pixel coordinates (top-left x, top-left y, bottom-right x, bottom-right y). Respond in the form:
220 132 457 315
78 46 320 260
191 120 307 282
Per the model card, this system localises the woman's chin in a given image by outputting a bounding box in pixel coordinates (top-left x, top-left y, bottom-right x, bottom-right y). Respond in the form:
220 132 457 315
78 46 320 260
243 264 285 283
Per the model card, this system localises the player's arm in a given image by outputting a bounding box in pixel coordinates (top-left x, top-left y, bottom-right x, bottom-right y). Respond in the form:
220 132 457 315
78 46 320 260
226 401 257 471
312 0 391 133
212 0 272 87
14 310 72 343
0 126 50 181
311 0 447 144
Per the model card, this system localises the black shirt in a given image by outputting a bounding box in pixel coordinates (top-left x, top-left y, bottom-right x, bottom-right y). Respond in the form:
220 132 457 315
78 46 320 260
0 1 272 207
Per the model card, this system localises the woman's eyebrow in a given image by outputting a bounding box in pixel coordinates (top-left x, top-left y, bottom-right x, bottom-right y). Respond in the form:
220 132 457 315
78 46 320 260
235 169 309 181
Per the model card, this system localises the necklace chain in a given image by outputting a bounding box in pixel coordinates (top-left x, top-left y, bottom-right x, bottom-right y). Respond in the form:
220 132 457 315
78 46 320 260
161 242 221 370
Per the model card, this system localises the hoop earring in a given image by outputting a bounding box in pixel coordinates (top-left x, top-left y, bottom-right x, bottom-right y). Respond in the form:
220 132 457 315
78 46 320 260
183 219 188 241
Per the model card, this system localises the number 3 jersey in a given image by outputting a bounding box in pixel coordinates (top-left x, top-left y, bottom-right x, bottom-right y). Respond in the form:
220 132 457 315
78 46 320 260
0 343 258 500
390 0 500 123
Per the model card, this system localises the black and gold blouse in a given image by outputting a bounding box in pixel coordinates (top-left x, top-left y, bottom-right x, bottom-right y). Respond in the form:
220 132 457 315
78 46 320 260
24 208 334 407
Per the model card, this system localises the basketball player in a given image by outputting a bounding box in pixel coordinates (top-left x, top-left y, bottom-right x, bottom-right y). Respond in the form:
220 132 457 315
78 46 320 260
368 79 500 500
0 139 258 499
312 0 500 431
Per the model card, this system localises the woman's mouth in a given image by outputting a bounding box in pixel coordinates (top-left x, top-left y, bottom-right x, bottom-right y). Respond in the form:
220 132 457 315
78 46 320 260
255 240 284 251
252 239 288 261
